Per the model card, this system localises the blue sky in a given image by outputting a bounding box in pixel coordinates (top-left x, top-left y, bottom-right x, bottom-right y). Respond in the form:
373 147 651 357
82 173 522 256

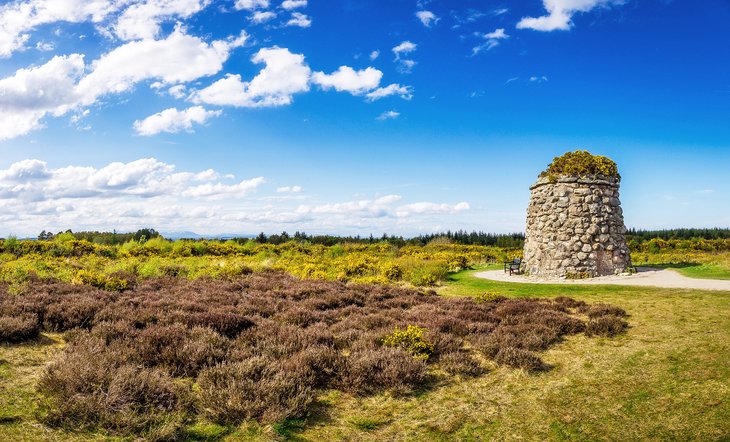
0 0 728 237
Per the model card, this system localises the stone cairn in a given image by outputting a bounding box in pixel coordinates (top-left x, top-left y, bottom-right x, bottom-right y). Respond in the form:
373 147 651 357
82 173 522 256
523 151 632 278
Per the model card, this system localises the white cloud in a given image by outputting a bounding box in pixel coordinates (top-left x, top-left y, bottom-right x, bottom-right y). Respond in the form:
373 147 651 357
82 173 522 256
0 0 122 58
311 66 382 95
112 0 210 41
395 201 470 218
77 26 247 105
365 84 413 101
235 0 269 10
392 41 417 73
167 84 187 99
0 158 265 204
397 59 417 74
392 40 417 58
415 10 439 27
0 158 478 236
0 27 246 140
286 11 311 27
281 0 306 10
297 194 470 220
35 41 54 51
472 28 509 54
0 54 85 140
277 185 302 193
133 106 221 136
377 110 400 121
297 195 402 218
529 75 548 83
192 46 311 107
250 10 276 23
369 50 379 61
182 177 265 198
517 0 623 32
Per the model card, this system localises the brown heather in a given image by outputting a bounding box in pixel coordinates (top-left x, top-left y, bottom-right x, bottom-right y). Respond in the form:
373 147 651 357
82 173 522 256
0 271 628 436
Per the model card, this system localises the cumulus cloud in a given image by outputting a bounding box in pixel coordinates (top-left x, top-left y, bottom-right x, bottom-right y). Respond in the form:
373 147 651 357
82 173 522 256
182 177 265 199
0 26 246 140
392 40 417 58
250 10 276 23
77 26 247 104
517 0 624 32
286 11 311 27
369 50 379 61
311 66 382 95
365 84 413 101
281 0 306 10
277 185 302 193
297 194 470 220
472 28 509 54
0 0 121 58
234 0 269 10
111 0 210 41
415 10 439 27
193 47 311 107
0 54 85 140
392 41 417 73
395 201 470 217
0 157 266 202
377 110 400 120
0 158 278 234
133 106 221 136
0 159 474 236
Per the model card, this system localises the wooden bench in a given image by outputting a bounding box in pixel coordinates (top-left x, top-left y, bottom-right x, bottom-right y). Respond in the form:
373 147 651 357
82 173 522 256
504 258 523 275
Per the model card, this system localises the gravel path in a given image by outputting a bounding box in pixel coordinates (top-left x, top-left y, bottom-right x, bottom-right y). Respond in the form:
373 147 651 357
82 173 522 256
474 267 730 291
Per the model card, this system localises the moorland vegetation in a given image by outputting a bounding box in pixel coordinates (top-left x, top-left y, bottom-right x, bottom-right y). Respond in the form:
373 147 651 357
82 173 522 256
0 272 627 439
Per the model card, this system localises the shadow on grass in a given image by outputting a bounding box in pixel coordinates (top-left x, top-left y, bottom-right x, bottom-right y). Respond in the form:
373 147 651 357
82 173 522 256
639 262 701 270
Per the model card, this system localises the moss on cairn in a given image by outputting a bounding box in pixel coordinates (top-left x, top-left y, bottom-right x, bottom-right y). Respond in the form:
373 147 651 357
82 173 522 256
539 150 620 182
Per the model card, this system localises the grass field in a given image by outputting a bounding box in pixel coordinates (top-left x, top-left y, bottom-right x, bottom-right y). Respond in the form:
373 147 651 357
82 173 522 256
1 265 729 441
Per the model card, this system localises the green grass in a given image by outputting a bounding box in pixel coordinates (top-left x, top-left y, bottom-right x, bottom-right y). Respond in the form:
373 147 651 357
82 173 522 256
642 263 730 280
2 269 730 441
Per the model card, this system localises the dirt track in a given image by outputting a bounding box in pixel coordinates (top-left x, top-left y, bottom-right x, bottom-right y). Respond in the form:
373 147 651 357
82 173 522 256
475 267 730 291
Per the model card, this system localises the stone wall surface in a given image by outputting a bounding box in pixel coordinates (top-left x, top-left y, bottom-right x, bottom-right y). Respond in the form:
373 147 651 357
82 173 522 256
523 175 632 277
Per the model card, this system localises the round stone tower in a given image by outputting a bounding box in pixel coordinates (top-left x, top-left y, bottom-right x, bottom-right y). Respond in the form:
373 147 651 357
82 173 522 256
523 151 632 278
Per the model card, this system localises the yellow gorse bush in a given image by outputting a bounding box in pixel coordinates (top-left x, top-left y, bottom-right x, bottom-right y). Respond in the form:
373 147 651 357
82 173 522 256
0 238 516 290
382 325 435 360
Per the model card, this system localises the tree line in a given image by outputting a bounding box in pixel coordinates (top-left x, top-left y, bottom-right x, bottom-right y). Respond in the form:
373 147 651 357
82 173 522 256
32 227 730 248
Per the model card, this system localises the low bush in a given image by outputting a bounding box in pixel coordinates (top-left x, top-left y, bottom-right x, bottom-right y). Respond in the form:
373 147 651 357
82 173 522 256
340 347 428 395
585 316 628 337
493 347 546 371
381 325 435 360
475 291 502 303
197 357 316 424
438 351 485 377
39 336 191 435
0 313 40 342
0 273 627 436
581 303 627 318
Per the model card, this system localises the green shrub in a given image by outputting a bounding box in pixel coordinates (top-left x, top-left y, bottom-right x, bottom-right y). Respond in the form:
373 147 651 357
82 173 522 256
380 262 403 281
540 150 620 180
382 325 435 360
474 292 501 303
